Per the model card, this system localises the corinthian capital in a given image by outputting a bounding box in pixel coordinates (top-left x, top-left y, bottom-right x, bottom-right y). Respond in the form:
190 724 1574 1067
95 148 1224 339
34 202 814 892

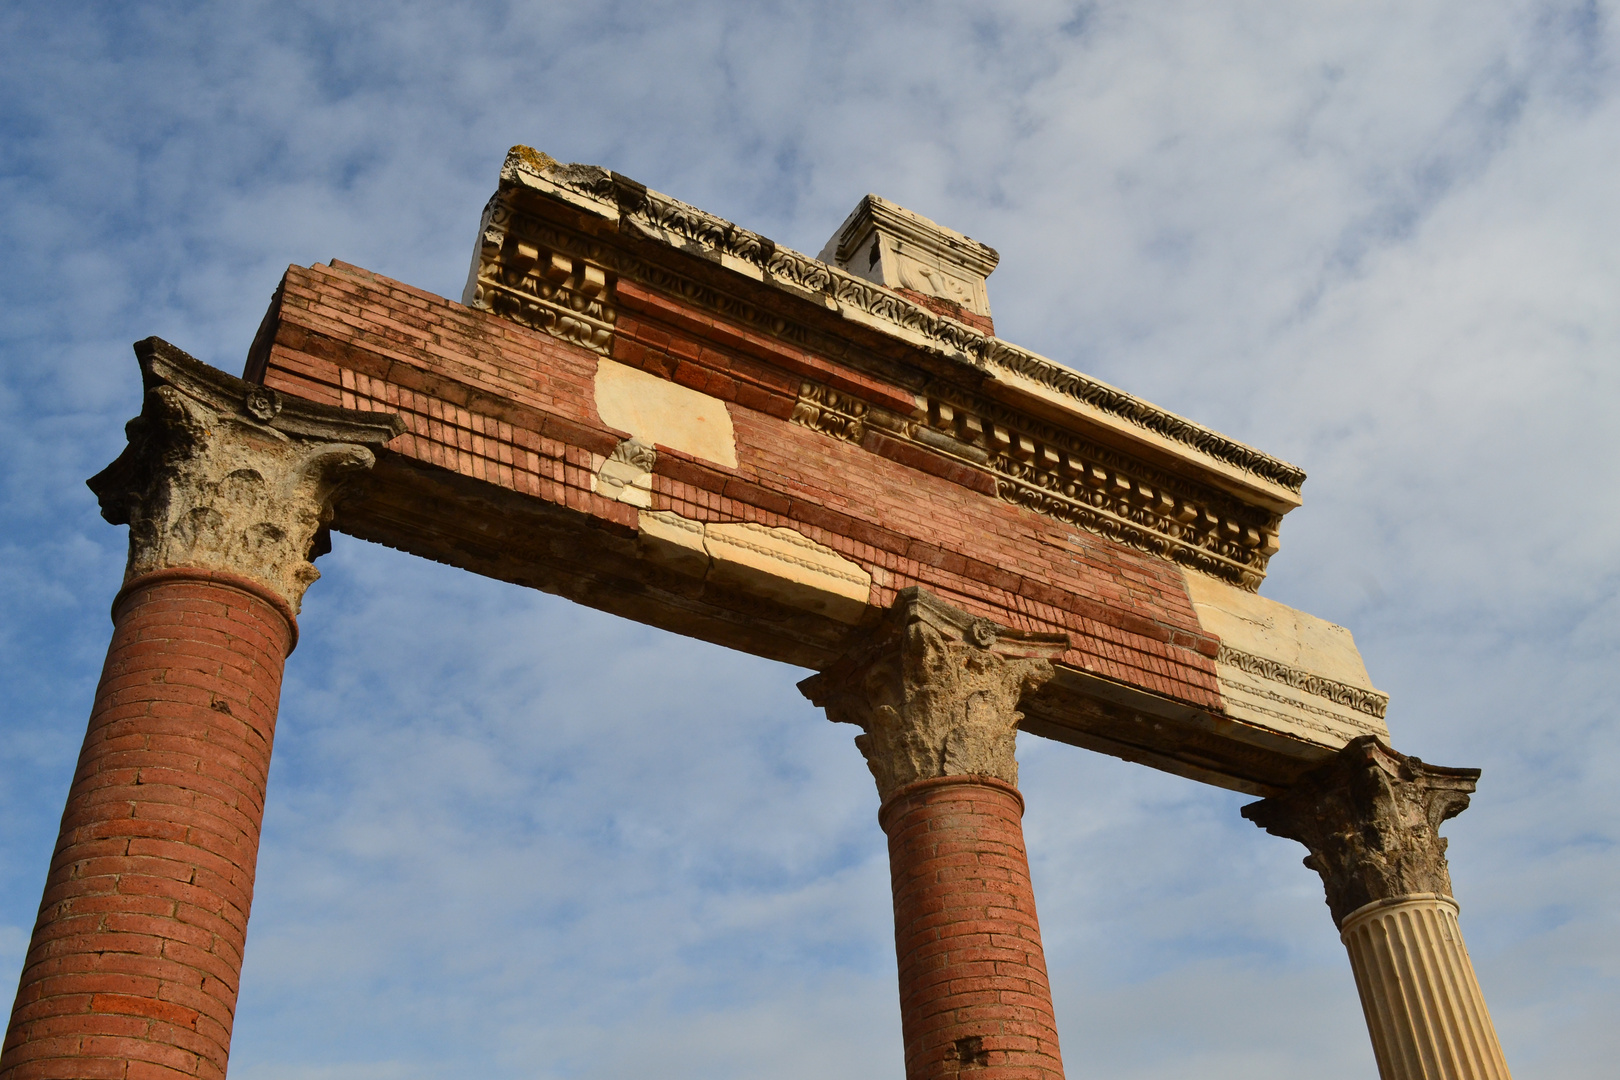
1242 736 1481 927
88 338 404 613
798 588 1068 802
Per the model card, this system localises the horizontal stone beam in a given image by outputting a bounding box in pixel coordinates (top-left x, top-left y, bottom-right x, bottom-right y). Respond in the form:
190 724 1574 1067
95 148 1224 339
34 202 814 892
236 154 1388 793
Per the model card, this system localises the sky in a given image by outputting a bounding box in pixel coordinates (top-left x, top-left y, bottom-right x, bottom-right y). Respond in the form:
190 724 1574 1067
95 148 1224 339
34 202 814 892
1 2 1616 1078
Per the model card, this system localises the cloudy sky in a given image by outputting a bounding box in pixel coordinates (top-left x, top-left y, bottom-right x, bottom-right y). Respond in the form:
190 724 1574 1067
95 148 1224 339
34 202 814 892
2 2 1616 1077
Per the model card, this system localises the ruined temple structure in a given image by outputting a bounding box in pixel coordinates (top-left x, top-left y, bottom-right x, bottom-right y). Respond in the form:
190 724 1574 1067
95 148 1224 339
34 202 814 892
0 147 1512 1080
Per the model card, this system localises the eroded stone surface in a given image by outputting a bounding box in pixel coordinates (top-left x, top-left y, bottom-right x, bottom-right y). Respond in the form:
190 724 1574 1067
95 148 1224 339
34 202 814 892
1184 570 1390 746
88 338 403 613
1242 736 1480 927
636 509 871 623
594 358 737 468
799 588 1068 800
593 437 656 507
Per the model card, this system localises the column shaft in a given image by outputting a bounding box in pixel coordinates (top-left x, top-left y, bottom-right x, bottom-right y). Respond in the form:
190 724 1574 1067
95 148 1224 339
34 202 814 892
883 777 1064 1080
799 587 1072 1080
1 336 400 1078
1 571 293 1080
1243 736 1512 1080
1341 896 1511 1080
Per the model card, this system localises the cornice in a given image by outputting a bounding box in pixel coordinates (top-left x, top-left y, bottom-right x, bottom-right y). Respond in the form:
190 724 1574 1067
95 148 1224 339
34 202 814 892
489 148 1306 501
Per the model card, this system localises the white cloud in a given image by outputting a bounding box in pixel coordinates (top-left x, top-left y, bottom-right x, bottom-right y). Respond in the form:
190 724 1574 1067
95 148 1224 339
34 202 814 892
2 2 1616 1077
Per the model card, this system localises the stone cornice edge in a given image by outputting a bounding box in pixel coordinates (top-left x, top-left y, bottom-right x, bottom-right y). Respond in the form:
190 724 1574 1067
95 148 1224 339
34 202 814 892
498 146 1306 499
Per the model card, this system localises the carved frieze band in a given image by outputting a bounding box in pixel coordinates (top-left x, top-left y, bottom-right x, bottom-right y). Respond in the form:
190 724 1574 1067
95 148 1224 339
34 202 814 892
472 159 1288 589
789 381 871 444
1217 644 1390 719
787 378 1278 590
468 197 617 354
500 149 1305 496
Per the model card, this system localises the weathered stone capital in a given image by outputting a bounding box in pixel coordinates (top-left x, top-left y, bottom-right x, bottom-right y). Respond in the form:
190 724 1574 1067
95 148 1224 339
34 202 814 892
88 338 404 614
798 588 1068 802
1241 735 1481 927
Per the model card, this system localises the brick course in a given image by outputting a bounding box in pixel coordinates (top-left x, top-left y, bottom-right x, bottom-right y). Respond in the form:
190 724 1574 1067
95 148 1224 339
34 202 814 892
258 261 1221 709
0 572 292 1080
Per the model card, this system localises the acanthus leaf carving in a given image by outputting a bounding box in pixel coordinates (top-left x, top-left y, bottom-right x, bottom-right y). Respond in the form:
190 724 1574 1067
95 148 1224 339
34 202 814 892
1241 736 1480 927
88 338 404 614
798 588 1068 802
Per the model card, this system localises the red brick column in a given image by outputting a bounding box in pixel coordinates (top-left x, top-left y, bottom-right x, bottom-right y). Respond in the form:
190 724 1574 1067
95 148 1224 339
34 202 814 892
0 337 400 1079
800 588 1071 1080
882 777 1063 1080
0 570 294 1080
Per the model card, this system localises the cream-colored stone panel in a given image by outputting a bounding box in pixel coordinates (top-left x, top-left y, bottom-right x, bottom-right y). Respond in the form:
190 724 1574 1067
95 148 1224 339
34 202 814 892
594 359 738 469
1214 668 1387 745
704 521 871 625
635 511 871 624
637 509 710 579
592 437 656 508
1184 569 1390 747
1186 571 1374 684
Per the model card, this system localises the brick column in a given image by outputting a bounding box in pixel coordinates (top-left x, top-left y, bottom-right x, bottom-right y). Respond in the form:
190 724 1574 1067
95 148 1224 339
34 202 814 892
1243 736 1512 1080
801 588 1069 1080
0 338 400 1080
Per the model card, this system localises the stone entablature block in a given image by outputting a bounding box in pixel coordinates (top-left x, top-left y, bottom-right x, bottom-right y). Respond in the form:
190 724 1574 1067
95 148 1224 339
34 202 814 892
464 147 1304 539
243 148 1393 793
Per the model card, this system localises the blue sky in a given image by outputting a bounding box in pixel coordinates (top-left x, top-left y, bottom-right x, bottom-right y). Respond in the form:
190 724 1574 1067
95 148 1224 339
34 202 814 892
2 3 1617 1077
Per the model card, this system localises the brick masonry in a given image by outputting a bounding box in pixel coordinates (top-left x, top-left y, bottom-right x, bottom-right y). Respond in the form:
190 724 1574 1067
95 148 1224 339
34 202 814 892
0 571 292 1080
880 778 1064 1080
256 260 1222 710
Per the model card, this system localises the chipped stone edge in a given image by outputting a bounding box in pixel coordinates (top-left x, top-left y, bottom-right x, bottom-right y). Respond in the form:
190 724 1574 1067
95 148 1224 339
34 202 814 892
497 147 1305 502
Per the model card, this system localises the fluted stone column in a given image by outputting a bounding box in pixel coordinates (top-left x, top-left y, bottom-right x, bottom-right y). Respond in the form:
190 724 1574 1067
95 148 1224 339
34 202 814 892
0 338 400 1080
801 588 1069 1080
1243 736 1511 1080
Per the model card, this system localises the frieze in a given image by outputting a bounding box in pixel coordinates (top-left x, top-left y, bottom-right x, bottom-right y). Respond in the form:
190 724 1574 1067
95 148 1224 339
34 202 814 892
496 147 1306 496
1217 644 1390 719
788 381 870 444
466 198 618 355
786 377 1276 589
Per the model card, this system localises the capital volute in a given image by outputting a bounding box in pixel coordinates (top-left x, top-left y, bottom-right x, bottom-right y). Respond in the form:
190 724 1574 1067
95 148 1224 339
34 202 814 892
1242 735 1481 927
799 588 1068 802
88 338 405 614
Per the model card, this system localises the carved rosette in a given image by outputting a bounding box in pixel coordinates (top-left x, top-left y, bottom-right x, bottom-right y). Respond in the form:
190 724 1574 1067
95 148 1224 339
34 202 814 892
799 588 1068 802
88 338 405 614
1242 736 1481 927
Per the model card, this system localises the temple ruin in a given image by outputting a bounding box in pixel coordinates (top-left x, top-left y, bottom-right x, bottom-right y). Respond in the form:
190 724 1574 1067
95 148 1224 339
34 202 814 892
0 147 1511 1080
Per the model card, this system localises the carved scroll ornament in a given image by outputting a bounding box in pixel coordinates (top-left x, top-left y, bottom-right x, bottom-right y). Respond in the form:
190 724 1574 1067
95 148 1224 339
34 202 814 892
88 338 404 613
799 588 1069 802
1242 736 1481 927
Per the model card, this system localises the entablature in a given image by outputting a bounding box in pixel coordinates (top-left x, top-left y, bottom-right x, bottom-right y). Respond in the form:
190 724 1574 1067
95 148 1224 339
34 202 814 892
464 146 1303 593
